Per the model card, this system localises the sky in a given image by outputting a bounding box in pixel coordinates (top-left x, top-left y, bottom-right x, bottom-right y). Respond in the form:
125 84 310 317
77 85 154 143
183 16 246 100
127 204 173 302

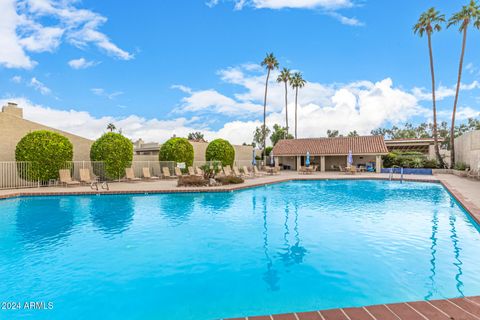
1 0 479 145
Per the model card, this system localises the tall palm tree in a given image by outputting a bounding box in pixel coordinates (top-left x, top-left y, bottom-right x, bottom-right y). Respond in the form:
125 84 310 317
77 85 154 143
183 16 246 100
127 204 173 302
413 7 446 168
447 0 480 168
290 72 306 139
277 68 291 136
260 53 279 159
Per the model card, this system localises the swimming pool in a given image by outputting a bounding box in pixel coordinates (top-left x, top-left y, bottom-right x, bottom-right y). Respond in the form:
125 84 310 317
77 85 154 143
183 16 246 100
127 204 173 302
1 180 480 319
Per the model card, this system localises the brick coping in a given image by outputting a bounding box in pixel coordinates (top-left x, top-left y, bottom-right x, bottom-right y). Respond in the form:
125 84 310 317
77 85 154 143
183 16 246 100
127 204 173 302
225 296 480 320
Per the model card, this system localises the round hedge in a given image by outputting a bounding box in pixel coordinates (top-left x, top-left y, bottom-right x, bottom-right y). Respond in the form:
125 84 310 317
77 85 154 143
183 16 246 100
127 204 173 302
205 139 235 166
159 137 194 166
90 132 133 180
15 130 73 181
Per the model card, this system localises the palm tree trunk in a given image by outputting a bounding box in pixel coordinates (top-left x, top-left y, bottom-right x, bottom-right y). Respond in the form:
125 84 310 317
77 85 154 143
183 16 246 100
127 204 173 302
427 32 445 168
263 69 271 161
285 81 289 136
295 87 299 139
450 26 468 168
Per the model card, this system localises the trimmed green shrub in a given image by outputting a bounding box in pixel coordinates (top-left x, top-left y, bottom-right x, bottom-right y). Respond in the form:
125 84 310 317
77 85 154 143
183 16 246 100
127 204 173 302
90 132 133 180
454 162 468 171
159 137 194 167
15 130 74 181
382 151 435 168
205 139 235 166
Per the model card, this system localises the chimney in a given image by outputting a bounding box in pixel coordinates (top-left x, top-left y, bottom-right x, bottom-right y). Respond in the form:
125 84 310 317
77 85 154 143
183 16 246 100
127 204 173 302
2 102 23 118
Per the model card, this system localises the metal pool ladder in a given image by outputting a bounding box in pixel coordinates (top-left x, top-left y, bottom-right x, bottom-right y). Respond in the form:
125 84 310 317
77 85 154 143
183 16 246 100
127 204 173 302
389 166 404 183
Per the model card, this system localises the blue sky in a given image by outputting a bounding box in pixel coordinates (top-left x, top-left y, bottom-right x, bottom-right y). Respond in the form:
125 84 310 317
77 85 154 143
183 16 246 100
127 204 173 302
0 0 479 144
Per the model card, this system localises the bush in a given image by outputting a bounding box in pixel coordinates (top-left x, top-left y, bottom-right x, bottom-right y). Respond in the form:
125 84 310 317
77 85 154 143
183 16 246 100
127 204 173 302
15 130 73 181
454 162 468 171
205 139 235 166
90 132 133 180
177 175 208 187
159 138 194 167
382 151 432 168
201 162 222 180
215 175 244 185
423 159 439 169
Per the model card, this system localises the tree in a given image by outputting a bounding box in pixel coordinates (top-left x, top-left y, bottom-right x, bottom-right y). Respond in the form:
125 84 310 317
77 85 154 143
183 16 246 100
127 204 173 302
326 129 340 138
90 132 133 180
205 139 235 166
107 123 116 132
159 137 194 167
15 130 73 181
270 124 293 146
260 53 279 159
277 68 291 136
414 7 446 168
187 132 205 141
347 130 359 137
290 72 306 139
253 125 271 151
447 0 480 168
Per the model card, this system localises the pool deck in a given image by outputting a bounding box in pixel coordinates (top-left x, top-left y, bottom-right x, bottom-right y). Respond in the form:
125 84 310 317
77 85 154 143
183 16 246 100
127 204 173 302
226 296 480 320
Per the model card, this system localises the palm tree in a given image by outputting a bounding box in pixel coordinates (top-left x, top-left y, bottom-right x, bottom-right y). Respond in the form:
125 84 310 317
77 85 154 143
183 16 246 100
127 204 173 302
413 7 446 168
447 0 480 168
260 53 279 159
107 123 116 132
277 68 291 136
290 72 306 139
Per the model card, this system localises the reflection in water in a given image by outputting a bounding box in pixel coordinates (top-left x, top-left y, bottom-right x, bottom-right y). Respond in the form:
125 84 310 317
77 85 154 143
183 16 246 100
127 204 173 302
449 213 464 296
90 196 134 236
199 192 234 212
261 196 279 291
278 200 307 267
425 209 438 300
159 194 195 225
16 198 74 246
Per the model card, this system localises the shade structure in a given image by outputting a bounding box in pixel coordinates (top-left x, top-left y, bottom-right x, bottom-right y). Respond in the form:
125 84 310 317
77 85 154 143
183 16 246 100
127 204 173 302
252 149 257 166
305 152 310 167
347 150 353 166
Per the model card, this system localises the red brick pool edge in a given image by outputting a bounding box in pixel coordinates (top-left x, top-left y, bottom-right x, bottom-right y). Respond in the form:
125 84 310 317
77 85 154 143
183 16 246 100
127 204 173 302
225 296 480 320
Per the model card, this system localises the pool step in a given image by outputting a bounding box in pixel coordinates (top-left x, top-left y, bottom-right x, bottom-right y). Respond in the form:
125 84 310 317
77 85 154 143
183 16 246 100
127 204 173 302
226 296 480 320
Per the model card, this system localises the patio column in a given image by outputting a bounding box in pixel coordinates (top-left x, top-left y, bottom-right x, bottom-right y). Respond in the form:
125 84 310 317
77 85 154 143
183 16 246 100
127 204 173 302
376 155 382 173
296 156 301 171
320 156 325 172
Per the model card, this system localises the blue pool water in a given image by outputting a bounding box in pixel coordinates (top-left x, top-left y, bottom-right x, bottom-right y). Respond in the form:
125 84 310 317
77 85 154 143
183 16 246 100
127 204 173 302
1 180 480 320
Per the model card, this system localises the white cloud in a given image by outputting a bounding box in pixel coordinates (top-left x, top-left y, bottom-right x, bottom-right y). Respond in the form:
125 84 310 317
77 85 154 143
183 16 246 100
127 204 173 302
68 57 98 69
0 97 260 145
0 0 132 69
91 88 123 100
438 107 480 121
207 0 362 26
11 75 23 83
412 81 480 101
29 77 52 95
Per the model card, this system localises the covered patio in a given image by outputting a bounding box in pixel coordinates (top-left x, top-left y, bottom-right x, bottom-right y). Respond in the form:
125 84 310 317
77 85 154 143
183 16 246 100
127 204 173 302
271 136 389 173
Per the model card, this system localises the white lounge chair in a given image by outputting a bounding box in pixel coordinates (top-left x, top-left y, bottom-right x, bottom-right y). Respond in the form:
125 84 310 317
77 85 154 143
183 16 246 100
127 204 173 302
143 167 159 180
59 169 81 187
125 168 142 182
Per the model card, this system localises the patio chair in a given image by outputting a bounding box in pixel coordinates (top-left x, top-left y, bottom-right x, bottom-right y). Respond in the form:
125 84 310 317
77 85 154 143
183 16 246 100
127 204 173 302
174 167 183 177
242 166 255 178
253 166 265 176
143 167 159 180
162 167 177 179
299 166 306 175
232 166 244 177
223 166 233 176
59 169 81 187
345 166 357 175
79 168 97 184
467 168 480 180
125 168 142 182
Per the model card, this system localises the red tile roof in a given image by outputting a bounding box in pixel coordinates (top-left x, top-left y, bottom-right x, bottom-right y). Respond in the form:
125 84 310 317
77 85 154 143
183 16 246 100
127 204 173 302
271 136 388 156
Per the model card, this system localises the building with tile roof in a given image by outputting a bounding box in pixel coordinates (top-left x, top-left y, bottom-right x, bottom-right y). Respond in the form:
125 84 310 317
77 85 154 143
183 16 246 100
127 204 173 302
271 136 388 172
